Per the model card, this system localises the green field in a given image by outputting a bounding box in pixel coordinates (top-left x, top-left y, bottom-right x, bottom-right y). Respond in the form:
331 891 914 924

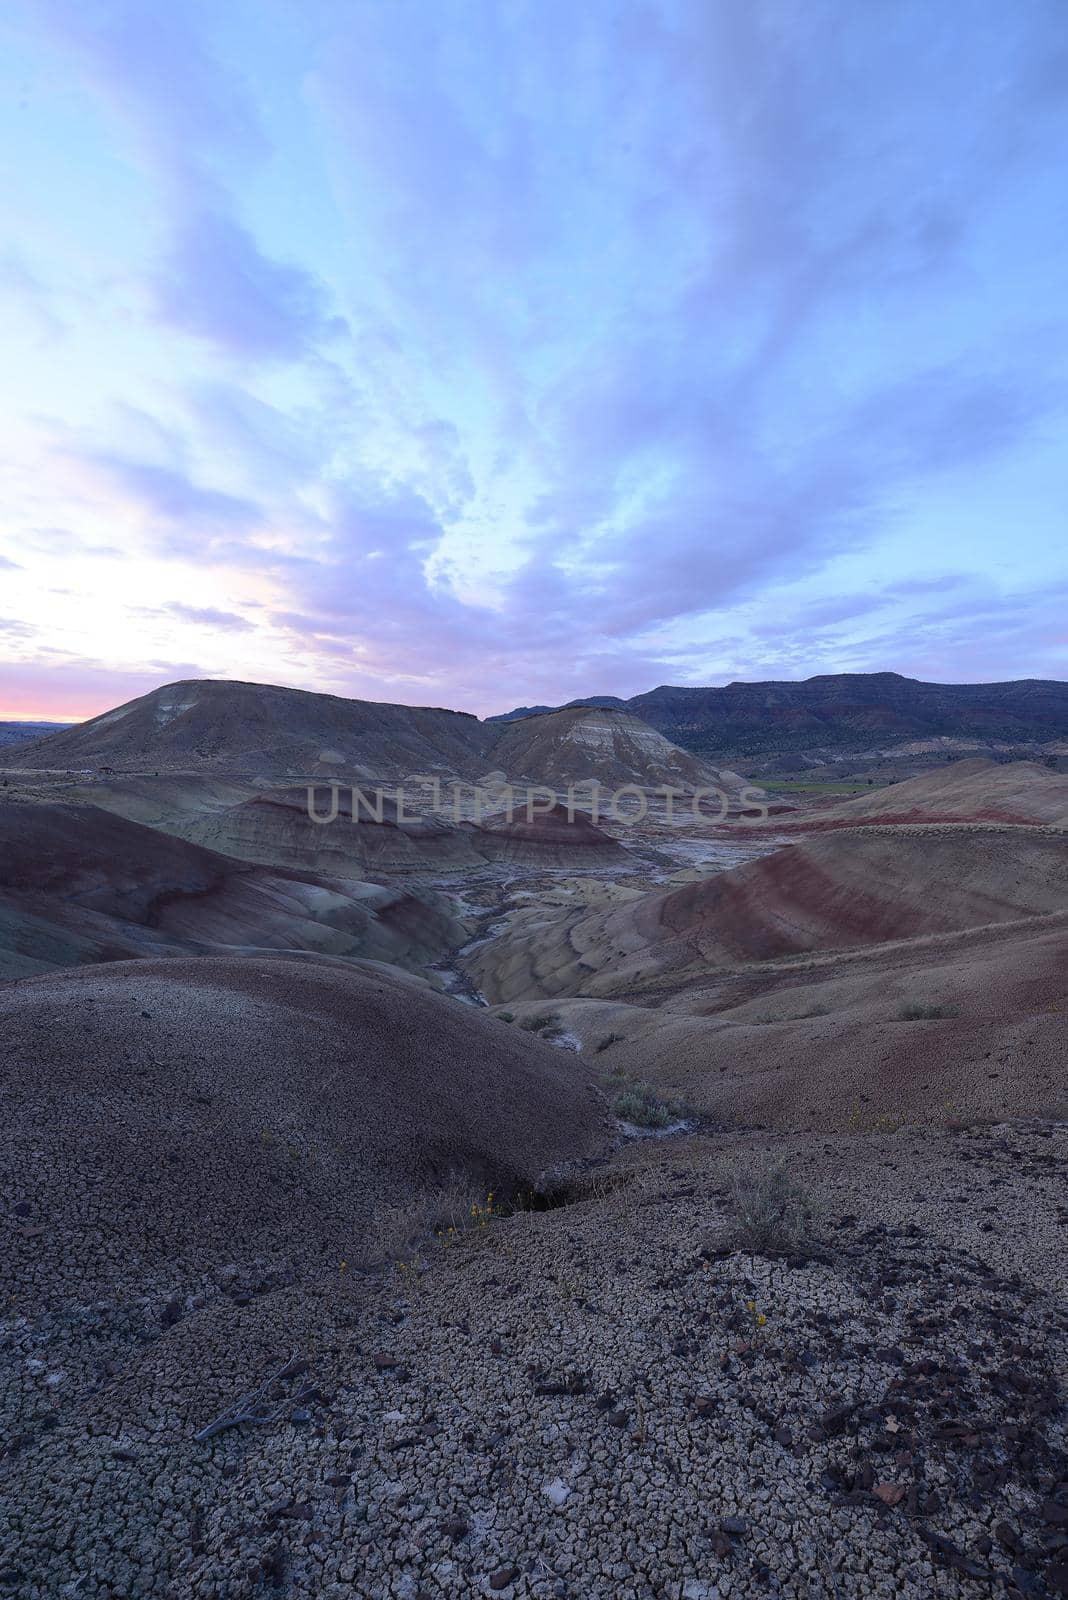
753 778 886 795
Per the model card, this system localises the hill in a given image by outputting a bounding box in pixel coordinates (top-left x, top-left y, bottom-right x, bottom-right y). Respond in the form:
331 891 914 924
175 785 489 877
5 679 746 795
467 823 1068 1002
489 704 747 794
488 696 625 723
503 916 1068 1131
476 800 627 866
0 801 465 979
0 954 606 1311
6 679 489 781
493 672 1068 760
768 756 1068 829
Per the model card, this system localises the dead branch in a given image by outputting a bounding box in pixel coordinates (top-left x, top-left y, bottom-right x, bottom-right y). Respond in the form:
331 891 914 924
194 1353 311 1442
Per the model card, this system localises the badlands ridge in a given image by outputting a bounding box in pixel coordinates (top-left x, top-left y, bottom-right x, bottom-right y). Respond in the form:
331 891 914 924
1 678 1066 1600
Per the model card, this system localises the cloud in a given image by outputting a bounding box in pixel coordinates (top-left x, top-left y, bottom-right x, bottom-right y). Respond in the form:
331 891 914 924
161 602 255 632
61 447 262 548
154 209 347 360
27 0 266 196
6 0 1068 715
26 0 343 364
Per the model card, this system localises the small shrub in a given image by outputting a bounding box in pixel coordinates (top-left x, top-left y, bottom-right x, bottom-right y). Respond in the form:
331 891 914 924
611 1080 691 1128
899 1002 959 1021
497 1011 515 1023
520 1013 558 1032
720 1164 817 1256
368 1178 509 1266
847 1098 901 1133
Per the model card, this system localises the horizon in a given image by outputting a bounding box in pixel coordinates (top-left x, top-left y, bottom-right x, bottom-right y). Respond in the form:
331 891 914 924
2 2 1067 720
4 662 1068 730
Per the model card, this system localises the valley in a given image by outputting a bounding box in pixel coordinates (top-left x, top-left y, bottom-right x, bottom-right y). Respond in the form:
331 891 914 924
1 679 1066 1600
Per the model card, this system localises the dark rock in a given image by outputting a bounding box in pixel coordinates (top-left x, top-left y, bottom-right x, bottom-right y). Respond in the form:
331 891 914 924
490 1566 520 1590
819 1402 856 1437
160 1298 183 1330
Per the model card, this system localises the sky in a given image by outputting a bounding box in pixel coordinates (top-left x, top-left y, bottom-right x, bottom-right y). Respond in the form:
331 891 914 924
1 0 1067 721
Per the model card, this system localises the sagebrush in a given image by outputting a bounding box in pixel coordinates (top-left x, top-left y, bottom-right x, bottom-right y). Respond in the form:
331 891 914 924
720 1163 817 1256
611 1079 691 1128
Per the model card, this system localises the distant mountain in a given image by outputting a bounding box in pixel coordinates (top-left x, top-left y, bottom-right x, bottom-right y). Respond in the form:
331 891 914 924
488 697 625 723
493 673 1068 758
487 703 556 722
0 720 66 750
8 678 745 794
7 680 489 780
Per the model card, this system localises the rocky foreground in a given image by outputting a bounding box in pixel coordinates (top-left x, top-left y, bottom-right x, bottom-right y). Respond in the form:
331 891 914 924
3 1122 1066 1600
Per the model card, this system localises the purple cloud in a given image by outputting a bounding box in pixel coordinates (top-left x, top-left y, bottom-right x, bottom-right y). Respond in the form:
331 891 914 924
72 450 261 541
162 603 255 632
155 209 347 360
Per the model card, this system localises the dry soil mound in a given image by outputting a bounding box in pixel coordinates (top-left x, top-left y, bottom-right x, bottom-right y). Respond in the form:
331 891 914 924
0 955 606 1314
525 917 1068 1132
3 1120 1065 1600
490 704 749 794
475 801 628 866
0 802 464 978
8 678 490 780
179 785 487 877
777 758 1068 829
467 825 1068 1002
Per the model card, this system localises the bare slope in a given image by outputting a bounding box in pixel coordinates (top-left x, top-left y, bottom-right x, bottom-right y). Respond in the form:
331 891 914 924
490 704 749 794
177 785 488 877
52 783 624 878
467 825 1068 1002
7 681 751 803
7 678 491 780
772 757 1068 829
516 916 1068 1131
4 1117 1067 1600
476 800 627 867
0 802 465 979
0 955 606 1310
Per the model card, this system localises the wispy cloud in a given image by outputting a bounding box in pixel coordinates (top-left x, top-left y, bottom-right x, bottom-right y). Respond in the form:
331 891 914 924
2 0 1067 718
